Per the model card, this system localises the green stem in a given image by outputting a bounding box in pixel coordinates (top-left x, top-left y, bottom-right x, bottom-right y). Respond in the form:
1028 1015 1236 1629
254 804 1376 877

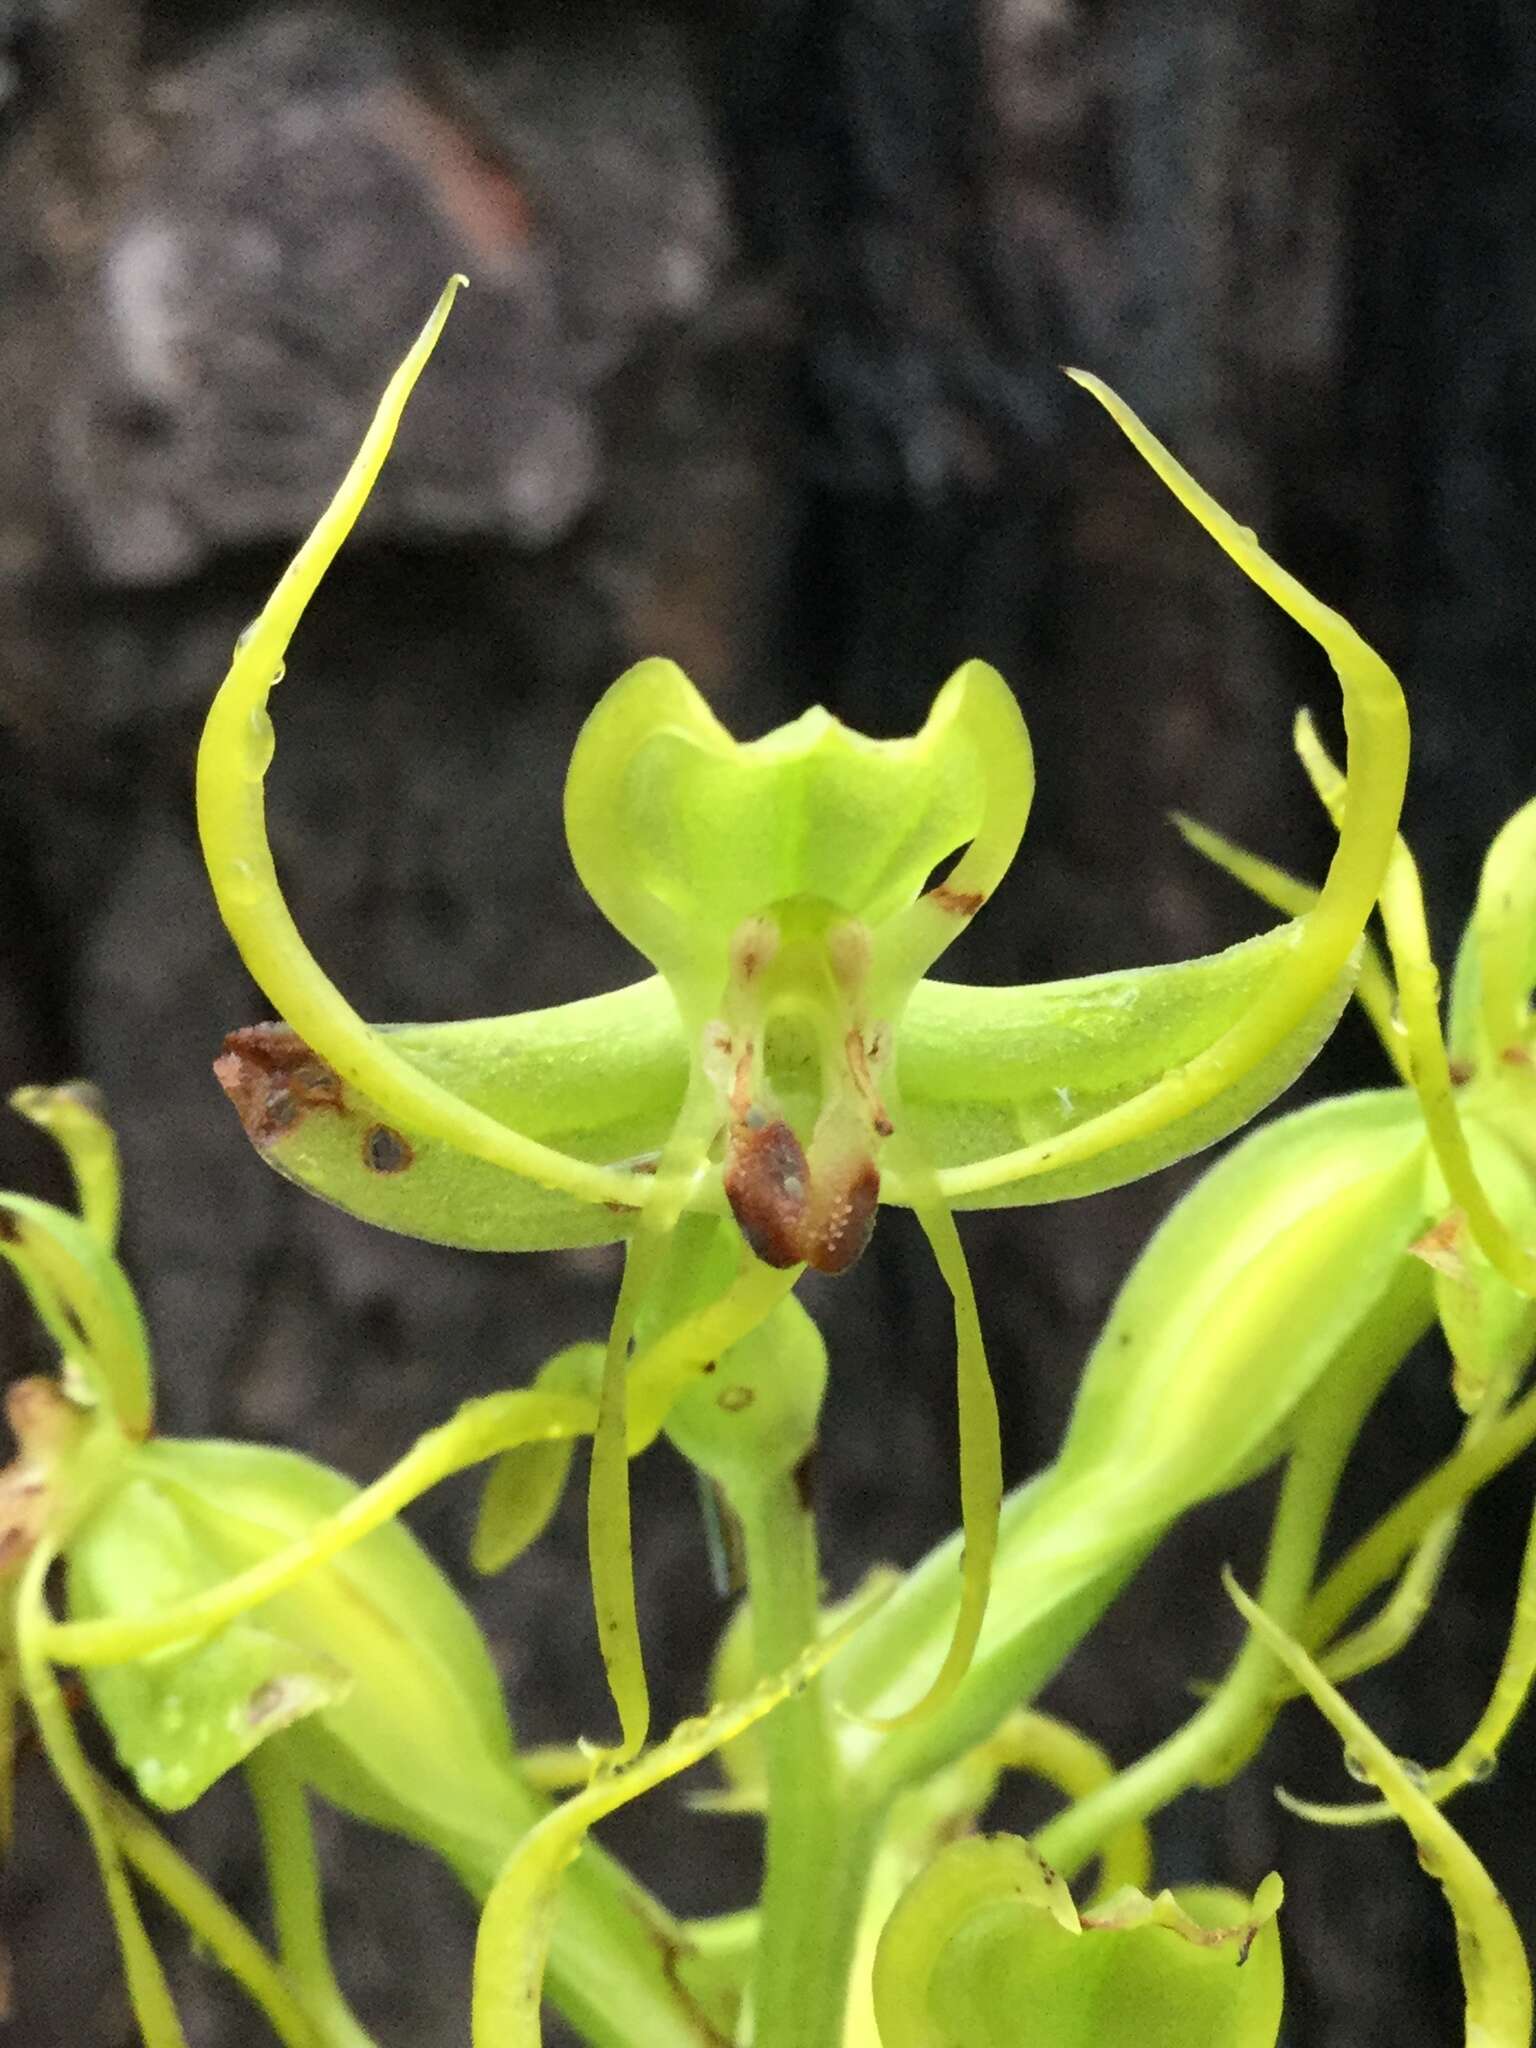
15 1543 187 2047
247 1752 379 2048
94 1770 327 2048
1302 1369 1536 1650
1034 1298 1417 1881
734 1467 858 2048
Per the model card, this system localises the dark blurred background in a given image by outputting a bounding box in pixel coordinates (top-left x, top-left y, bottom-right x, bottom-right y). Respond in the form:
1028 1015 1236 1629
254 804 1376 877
1 1 1533 2042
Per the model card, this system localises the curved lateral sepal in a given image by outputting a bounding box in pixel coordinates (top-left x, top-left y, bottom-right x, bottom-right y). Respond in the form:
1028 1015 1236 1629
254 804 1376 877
1295 713 1536 1298
1171 815 1407 1078
900 927 1355 1211
214 982 687 1253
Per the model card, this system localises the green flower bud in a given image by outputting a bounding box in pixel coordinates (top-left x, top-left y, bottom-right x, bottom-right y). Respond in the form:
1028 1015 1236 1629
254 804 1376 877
836 1086 1437 1760
66 1437 532 1887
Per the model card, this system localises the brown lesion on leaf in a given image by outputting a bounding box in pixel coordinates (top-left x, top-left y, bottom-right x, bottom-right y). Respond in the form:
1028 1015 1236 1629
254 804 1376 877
214 1024 345 1148
929 883 986 917
1448 1057 1475 1085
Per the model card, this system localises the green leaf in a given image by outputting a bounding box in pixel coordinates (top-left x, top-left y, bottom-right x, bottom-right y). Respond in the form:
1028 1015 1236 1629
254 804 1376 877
835 1087 1433 1787
1053 1087 1431 1499
220 925 1354 1248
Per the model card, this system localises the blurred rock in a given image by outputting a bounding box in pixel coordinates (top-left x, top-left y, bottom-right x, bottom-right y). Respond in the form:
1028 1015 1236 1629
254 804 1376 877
52 4 731 581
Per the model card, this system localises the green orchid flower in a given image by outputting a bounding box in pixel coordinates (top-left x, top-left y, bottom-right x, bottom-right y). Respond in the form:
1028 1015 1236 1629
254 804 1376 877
196 277 1409 1756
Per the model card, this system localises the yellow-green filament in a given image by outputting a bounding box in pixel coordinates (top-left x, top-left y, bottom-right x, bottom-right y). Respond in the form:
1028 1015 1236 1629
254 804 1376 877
18 1545 188 2048
1290 1487 1536 1828
935 375 1408 1204
1229 1571 1532 2048
43 1386 596 1670
975 1709 1154 1898
587 1237 658 1763
471 1593 883 2048
1294 712 1536 1297
858 1129 999 1729
1171 814 1408 1081
196 277 641 1216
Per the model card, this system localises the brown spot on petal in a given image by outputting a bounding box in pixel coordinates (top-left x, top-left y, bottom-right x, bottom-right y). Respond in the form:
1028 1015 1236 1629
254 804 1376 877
602 1155 658 1215
0 1211 18 1244
1449 1057 1475 1085
1411 1210 1467 1280
362 1124 414 1175
725 1117 812 1269
805 1159 881 1276
791 1444 819 1512
929 883 985 917
246 1676 318 1730
214 1025 345 1148
717 1384 755 1413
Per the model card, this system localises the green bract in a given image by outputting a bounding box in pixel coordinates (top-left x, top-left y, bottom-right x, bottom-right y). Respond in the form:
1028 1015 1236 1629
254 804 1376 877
194 278 1410 1754
871 1834 1283 2048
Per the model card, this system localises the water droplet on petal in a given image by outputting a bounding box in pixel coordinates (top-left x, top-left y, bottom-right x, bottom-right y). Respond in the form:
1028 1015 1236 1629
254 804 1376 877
247 706 275 773
1343 1746 1373 1783
1400 1756 1428 1788
1469 1749 1498 1784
